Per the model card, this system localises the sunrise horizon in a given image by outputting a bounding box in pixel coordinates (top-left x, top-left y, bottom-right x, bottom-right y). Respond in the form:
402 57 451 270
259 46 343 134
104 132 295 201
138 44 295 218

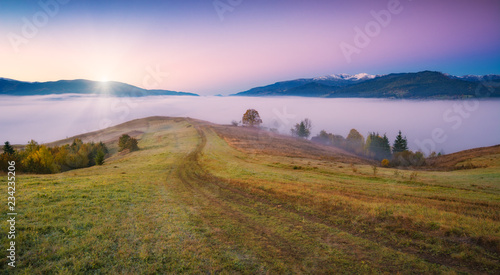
2 1 500 273
1 0 499 95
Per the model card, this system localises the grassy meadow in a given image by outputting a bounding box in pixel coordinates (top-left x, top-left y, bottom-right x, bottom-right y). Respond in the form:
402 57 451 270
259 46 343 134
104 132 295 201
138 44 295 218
1 117 499 274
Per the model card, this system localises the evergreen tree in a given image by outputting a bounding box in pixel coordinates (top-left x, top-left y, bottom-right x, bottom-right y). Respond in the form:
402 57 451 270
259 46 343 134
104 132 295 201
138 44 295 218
366 132 392 160
382 134 391 158
2 141 15 155
291 118 312 138
392 130 408 153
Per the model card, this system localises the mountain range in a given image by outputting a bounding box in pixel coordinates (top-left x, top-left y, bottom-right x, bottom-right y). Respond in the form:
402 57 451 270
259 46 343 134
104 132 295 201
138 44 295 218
0 78 198 97
2 71 500 99
232 71 500 99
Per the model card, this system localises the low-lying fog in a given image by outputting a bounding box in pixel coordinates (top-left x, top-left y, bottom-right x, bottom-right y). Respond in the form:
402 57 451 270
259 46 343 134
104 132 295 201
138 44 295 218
1 95 499 155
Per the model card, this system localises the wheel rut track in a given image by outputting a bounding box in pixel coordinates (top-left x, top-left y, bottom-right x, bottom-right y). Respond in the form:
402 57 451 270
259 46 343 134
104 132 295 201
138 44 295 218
175 121 497 273
176 123 308 267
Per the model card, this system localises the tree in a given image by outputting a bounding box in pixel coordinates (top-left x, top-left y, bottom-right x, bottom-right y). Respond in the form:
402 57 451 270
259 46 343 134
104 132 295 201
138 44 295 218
119 134 131 151
22 145 60 174
312 130 331 145
95 150 105 165
2 141 15 155
87 142 108 166
392 130 408 154
392 150 425 167
312 130 346 148
25 139 40 154
345 129 365 154
242 109 262 127
366 132 392 160
125 138 139 152
71 138 83 152
119 134 139 152
291 118 312 138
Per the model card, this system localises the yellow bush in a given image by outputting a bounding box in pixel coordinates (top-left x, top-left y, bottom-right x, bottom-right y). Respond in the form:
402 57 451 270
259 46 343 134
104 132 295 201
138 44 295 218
381 159 390 167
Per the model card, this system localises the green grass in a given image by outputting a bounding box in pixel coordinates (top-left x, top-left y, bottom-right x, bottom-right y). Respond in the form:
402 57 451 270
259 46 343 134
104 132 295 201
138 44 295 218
1 117 499 274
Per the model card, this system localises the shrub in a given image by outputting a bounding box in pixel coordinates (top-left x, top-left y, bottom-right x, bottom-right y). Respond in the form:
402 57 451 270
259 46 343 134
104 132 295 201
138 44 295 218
381 159 390 167
119 134 139 152
391 150 426 167
350 163 358 173
409 172 418 181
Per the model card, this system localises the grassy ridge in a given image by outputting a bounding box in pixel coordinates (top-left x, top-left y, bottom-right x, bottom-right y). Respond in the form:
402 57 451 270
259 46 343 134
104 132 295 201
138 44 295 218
1 117 499 273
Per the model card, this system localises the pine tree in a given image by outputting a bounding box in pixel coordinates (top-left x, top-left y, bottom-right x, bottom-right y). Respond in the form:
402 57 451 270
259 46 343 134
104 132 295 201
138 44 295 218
2 141 15 155
382 134 392 158
366 132 391 160
291 119 312 138
392 130 408 153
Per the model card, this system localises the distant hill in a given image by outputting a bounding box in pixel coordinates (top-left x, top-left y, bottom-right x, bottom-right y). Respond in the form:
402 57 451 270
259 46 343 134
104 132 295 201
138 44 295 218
232 71 500 99
425 144 500 170
233 73 376 97
0 78 198 97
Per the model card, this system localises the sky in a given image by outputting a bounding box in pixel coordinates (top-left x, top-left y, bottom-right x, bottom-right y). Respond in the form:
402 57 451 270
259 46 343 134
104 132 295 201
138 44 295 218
1 0 499 95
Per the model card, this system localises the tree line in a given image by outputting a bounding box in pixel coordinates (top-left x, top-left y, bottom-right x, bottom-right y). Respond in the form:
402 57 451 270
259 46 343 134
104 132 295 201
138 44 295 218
312 129 427 167
0 139 109 174
238 109 427 167
0 134 140 174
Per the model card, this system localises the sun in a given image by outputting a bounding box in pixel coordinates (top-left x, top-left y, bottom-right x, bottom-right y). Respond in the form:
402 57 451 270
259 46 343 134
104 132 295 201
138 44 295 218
100 76 109 82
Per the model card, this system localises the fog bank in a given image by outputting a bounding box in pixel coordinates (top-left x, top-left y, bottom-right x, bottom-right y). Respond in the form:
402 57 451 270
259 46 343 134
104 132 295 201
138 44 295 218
1 95 499 155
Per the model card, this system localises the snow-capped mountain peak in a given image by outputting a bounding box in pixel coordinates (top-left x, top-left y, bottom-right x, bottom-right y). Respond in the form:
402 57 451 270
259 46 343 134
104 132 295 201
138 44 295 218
313 73 377 81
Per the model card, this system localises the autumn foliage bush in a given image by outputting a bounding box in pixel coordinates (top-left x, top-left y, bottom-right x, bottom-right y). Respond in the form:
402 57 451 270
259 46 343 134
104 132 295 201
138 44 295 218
381 159 390 167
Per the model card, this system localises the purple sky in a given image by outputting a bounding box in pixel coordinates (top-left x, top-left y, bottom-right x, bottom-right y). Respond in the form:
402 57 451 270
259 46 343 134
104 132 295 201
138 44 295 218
1 0 499 95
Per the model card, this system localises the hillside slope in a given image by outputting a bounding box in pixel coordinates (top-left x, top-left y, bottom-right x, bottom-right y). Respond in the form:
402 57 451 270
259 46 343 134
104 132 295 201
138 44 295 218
427 144 500 170
0 78 198 96
2 116 499 273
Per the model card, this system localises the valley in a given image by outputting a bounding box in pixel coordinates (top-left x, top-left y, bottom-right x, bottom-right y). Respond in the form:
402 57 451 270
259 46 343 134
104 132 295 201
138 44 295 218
1 116 498 273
